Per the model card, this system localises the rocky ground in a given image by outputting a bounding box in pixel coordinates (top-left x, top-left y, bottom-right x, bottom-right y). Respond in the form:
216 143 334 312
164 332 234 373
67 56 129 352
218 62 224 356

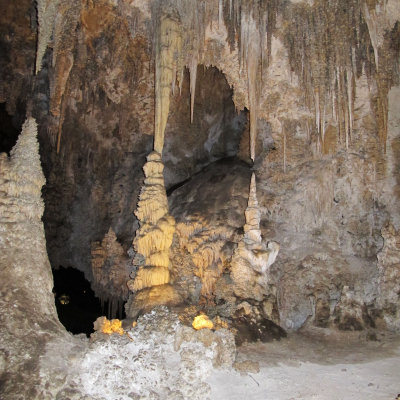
31 308 400 400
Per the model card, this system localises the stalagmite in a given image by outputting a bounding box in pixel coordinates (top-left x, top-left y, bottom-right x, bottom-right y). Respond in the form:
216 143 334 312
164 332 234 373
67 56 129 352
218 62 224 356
0 118 46 222
244 174 262 244
127 152 181 316
0 116 60 323
154 16 182 154
91 227 130 317
230 173 280 300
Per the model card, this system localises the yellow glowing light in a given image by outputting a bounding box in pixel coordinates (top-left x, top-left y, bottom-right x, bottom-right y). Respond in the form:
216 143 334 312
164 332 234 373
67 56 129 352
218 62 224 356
101 318 124 335
192 315 214 330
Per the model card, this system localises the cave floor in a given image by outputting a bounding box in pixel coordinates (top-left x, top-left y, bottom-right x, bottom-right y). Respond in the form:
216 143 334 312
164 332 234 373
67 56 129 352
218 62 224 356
208 329 400 400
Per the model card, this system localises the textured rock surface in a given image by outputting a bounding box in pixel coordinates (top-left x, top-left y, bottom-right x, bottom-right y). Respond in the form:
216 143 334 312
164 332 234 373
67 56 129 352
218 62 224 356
169 158 251 308
377 223 400 330
127 152 181 317
0 1 400 398
231 173 280 301
91 227 131 316
0 118 66 399
39 307 236 400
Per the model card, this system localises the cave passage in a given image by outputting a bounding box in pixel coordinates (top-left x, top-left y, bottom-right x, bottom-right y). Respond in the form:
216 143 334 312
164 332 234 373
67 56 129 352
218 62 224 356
52 267 125 336
0 103 22 154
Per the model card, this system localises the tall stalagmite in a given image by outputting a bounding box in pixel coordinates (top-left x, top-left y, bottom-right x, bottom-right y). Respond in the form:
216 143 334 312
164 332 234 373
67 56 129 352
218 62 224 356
127 152 181 317
0 117 64 397
231 173 280 300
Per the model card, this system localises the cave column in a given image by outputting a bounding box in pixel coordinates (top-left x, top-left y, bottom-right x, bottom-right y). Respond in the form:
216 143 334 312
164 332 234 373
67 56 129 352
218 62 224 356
126 15 182 317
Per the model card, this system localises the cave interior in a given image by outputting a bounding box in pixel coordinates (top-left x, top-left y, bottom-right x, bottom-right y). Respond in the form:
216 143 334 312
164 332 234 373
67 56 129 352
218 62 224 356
0 0 400 399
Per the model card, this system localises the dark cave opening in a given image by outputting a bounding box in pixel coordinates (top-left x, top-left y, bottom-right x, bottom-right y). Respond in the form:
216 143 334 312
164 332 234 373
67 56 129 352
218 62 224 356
52 266 125 336
0 103 23 155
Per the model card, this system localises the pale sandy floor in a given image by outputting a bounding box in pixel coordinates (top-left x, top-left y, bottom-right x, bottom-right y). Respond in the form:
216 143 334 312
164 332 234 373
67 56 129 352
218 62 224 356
208 330 400 400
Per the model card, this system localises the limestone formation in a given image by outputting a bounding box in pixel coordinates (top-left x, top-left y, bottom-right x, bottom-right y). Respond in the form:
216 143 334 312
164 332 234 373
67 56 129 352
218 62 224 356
127 152 180 316
231 173 280 299
154 16 182 153
0 117 65 398
36 0 60 73
377 222 400 331
2 1 400 398
91 227 130 317
175 215 233 301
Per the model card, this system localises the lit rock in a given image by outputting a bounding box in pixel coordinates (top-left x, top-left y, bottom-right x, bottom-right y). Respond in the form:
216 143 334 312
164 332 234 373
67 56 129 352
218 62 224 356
192 314 214 330
132 151 176 285
127 151 181 316
126 284 182 317
93 316 124 336
175 215 232 300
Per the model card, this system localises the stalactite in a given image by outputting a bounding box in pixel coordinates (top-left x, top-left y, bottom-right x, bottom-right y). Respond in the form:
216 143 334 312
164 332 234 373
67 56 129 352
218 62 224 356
283 126 287 173
346 68 353 146
246 14 260 162
237 7 265 162
314 89 320 136
321 96 326 148
35 0 60 73
362 1 380 69
283 0 378 151
154 16 182 154
189 56 198 123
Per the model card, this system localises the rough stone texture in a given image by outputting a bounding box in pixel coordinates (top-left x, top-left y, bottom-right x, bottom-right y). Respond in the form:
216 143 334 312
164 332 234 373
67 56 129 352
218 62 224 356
169 158 251 307
44 307 236 400
127 151 181 317
91 227 131 315
0 0 400 398
0 118 66 399
0 0 36 121
377 223 400 330
231 173 280 301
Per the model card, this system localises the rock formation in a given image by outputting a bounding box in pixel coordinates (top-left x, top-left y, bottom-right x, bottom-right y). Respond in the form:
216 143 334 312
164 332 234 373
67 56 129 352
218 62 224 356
377 222 400 330
126 152 181 317
231 173 280 300
91 227 130 317
1 0 400 398
0 117 65 398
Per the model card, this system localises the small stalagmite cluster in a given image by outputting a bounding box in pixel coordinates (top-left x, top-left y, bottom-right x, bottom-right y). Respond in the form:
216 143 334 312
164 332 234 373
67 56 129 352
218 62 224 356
91 227 130 317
